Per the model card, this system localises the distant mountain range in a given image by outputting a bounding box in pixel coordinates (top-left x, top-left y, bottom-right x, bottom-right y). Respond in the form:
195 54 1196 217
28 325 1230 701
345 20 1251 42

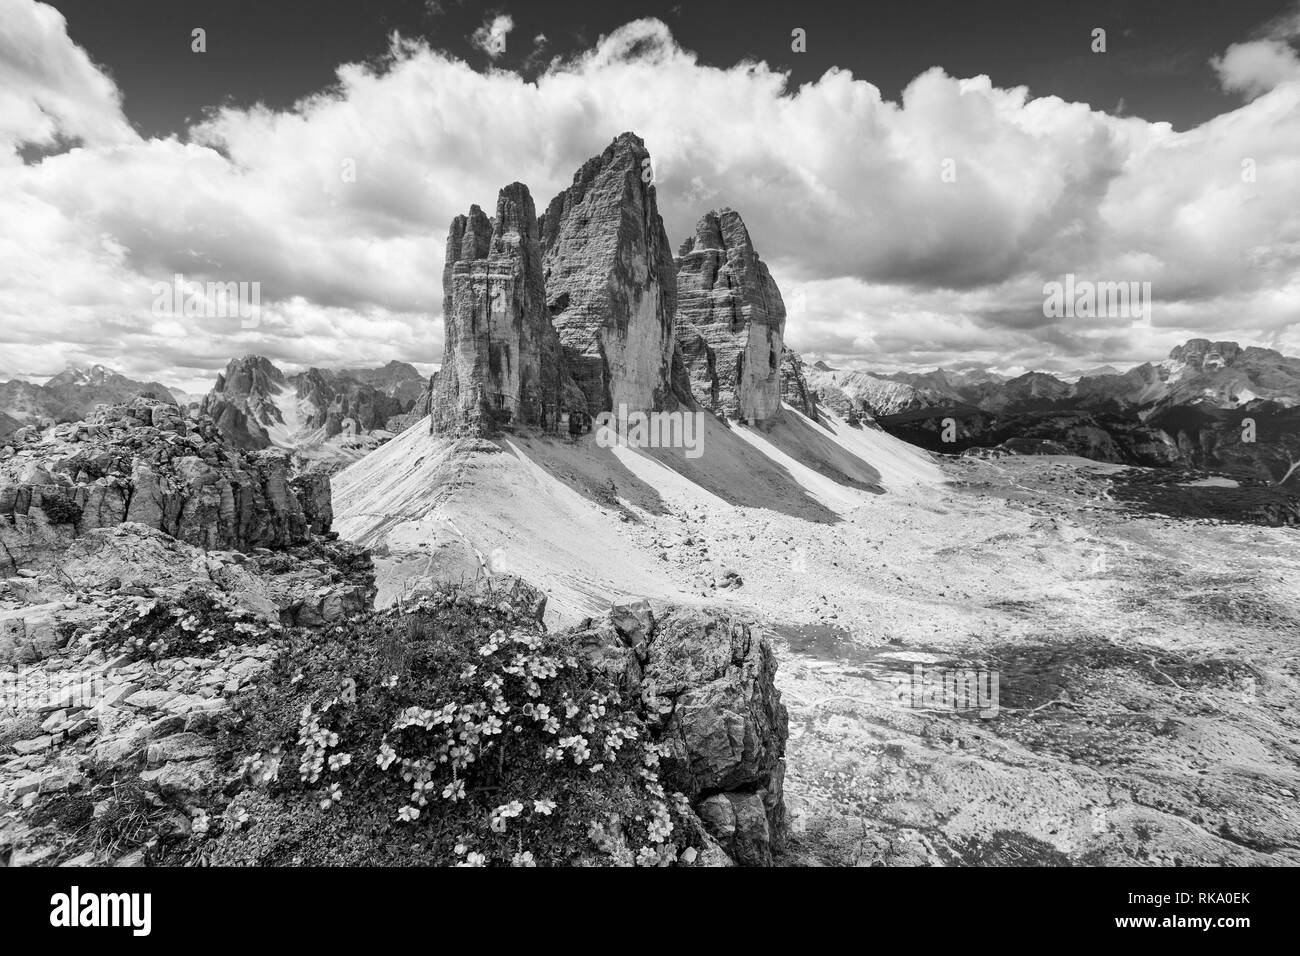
807 339 1300 485
0 364 178 440
0 359 430 471
199 355 430 471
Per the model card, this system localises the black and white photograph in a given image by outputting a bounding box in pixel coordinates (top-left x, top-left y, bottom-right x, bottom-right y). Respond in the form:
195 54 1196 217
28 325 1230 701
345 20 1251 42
0 0 1295 930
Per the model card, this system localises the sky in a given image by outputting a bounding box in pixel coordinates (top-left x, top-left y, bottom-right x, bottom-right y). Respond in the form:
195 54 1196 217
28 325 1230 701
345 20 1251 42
1 0 1299 391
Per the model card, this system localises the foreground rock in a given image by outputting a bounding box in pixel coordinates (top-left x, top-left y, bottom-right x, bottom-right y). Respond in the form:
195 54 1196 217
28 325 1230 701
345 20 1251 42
2 575 787 867
674 209 787 423
573 601 790 865
0 397 330 576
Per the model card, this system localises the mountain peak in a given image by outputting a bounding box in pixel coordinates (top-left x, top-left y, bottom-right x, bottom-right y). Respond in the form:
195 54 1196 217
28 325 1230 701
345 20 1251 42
1168 339 1242 369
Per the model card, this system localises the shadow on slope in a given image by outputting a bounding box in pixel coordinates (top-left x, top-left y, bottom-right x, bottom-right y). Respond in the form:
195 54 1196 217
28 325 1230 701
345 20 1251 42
332 408 940 621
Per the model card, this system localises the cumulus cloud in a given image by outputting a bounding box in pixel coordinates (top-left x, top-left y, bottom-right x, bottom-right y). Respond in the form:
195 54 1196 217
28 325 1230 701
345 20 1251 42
1215 3 1300 100
1 6 1299 390
470 14 514 59
0 0 136 158
1212 39 1300 98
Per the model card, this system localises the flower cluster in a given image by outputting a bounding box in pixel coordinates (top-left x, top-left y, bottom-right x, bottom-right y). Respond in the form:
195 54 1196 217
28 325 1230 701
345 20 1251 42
297 701 341 785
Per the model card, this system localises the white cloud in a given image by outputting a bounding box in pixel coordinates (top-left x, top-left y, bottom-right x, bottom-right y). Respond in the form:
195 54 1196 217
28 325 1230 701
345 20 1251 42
470 14 514 59
0 0 136 159
1212 39 1300 98
1 8 1299 390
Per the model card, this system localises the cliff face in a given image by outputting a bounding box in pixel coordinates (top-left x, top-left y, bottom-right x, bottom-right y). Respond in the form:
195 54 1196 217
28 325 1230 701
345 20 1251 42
199 355 291 451
674 209 786 421
293 367 408 438
0 397 332 576
433 184 580 436
779 349 820 423
540 133 679 417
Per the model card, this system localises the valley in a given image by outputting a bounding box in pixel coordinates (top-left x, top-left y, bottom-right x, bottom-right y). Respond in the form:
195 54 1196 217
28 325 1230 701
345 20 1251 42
331 403 1300 865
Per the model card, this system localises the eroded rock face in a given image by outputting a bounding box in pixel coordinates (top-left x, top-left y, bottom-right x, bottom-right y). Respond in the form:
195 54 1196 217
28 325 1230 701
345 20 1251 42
541 133 679 416
200 355 288 451
575 600 790 865
292 367 410 438
202 356 424 451
433 184 581 436
0 398 332 576
779 349 821 423
674 209 786 421
386 374 434 433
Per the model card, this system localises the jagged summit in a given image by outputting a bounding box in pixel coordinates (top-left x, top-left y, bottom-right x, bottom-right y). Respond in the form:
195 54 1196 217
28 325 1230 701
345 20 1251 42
540 132 678 417
429 133 682 434
199 354 423 468
433 182 581 436
674 208 787 421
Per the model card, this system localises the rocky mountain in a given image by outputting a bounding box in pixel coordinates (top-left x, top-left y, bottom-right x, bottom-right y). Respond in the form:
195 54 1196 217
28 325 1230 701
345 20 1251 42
674 209 786 421
540 132 680 417
199 355 425 470
834 340 1300 420
200 355 291 451
385 375 433 434
433 184 583 435
778 350 821 423
337 360 426 409
429 133 689 436
829 339 1300 484
0 397 789 868
804 366 941 418
0 364 179 430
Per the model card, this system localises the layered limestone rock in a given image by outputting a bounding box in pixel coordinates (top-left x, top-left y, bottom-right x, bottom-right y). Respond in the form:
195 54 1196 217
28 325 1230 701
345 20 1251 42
540 133 679 416
433 184 581 436
674 209 786 421
574 600 790 865
0 398 331 576
200 355 289 451
202 356 423 450
292 367 412 438
779 349 821 423
386 374 434 433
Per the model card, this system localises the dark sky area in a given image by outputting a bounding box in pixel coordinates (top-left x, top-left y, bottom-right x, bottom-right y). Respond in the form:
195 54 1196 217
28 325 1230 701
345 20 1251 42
49 0 1291 136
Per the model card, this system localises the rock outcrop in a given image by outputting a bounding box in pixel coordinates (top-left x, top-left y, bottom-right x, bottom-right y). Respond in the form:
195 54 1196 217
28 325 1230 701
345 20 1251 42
541 133 679 416
574 600 790 865
432 184 582 436
674 209 786 421
779 350 821 423
200 355 290 451
0 397 332 577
